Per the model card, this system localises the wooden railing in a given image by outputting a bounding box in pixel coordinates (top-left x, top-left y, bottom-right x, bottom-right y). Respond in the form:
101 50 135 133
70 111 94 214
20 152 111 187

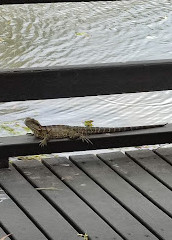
1 0 120 4
1 60 172 101
0 60 172 168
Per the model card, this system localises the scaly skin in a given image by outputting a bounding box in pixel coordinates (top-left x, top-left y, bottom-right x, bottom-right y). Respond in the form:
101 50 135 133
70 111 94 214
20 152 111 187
24 117 166 147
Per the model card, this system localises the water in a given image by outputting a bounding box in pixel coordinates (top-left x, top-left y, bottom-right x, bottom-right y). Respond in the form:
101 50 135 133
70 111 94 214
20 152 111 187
0 0 172 137
1 1 172 68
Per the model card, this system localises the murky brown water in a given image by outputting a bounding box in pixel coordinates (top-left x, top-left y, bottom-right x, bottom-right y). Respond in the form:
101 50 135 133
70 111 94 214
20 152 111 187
0 1 172 136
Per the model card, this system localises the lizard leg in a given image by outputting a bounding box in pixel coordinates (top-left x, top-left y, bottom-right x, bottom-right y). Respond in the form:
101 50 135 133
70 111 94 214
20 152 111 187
68 131 93 144
39 129 52 147
39 135 50 147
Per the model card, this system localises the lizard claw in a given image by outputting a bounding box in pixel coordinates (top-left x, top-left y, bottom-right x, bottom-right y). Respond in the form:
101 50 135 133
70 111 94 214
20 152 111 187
79 135 93 145
39 139 47 147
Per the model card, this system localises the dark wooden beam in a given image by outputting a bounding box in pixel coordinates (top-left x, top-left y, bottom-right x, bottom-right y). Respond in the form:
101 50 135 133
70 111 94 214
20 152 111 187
0 158 9 168
0 60 172 102
0 124 171 167
1 0 121 4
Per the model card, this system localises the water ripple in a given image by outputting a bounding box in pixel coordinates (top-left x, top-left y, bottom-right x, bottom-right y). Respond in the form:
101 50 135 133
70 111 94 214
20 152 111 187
0 0 172 68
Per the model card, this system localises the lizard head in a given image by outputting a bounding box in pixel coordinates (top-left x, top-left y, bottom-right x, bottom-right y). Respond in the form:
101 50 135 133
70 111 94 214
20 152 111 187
25 117 42 133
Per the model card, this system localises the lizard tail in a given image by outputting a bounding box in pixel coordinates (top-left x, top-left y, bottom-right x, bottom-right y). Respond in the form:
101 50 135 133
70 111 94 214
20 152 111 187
80 123 167 135
111 123 167 132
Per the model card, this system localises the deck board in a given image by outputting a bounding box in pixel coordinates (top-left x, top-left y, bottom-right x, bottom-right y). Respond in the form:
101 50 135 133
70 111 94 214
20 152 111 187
43 157 158 240
0 187 47 240
0 166 77 240
69 154 172 240
98 151 172 217
13 160 122 240
126 150 172 189
155 147 172 165
1 147 172 240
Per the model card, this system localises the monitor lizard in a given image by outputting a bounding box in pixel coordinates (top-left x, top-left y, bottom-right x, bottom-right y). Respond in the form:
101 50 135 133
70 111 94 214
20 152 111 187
24 117 167 147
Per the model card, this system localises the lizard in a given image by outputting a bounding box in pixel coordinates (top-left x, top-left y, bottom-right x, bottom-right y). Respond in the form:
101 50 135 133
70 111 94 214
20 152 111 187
25 117 167 147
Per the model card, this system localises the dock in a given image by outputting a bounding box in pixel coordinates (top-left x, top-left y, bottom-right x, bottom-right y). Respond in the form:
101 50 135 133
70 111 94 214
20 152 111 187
1 147 172 240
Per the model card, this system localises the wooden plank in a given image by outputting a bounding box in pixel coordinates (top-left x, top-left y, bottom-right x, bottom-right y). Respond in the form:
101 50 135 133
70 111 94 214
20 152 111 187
14 160 123 240
0 188 47 240
0 60 172 102
126 149 172 190
1 0 120 4
155 147 172 165
98 151 172 217
0 158 9 169
43 157 160 240
69 154 172 240
0 166 78 240
0 123 171 162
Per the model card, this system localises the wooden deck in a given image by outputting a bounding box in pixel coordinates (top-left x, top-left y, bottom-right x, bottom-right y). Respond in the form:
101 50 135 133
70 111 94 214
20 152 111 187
1 147 172 240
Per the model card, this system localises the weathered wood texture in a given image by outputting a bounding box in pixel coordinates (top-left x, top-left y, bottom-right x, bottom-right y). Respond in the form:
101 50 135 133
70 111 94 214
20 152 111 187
0 123 170 162
0 166 78 240
126 149 172 191
1 147 172 239
0 187 48 240
155 147 172 165
99 151 172 217
14 160 123 240
0 60 172 102
43 157 158 240
70 154 172 240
